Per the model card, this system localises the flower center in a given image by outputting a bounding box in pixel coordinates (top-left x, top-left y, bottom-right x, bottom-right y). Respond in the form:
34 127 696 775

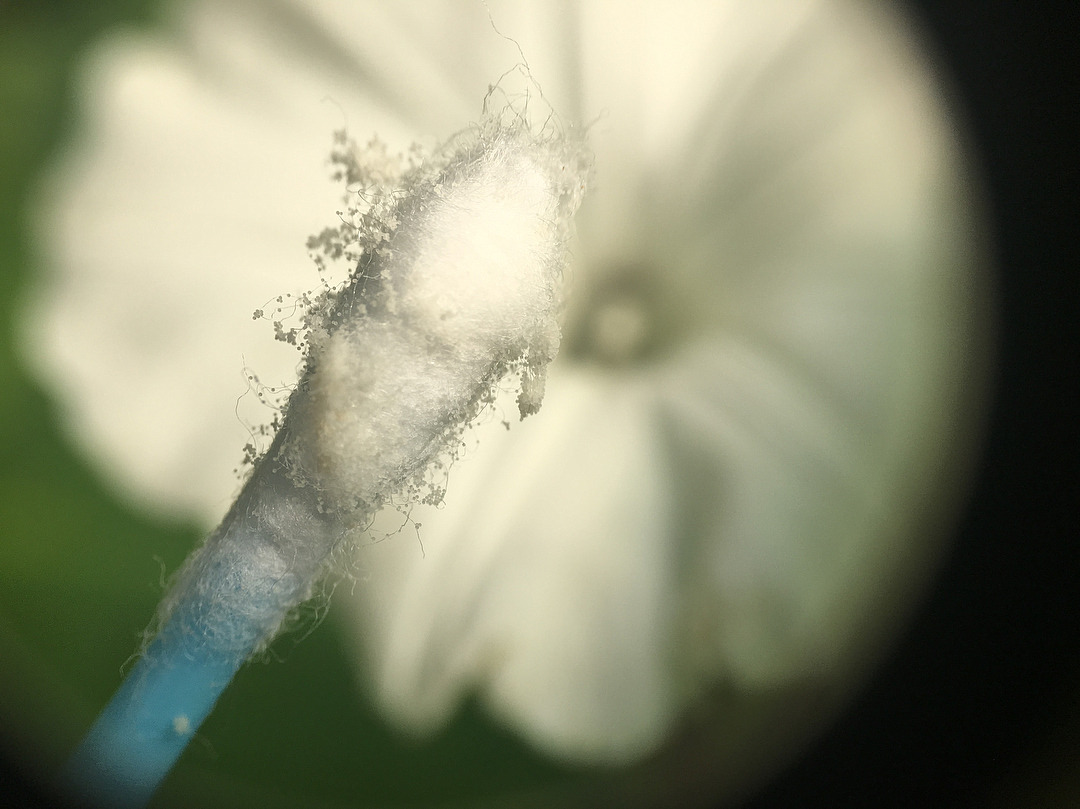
587 294 651 363
563 263 672 368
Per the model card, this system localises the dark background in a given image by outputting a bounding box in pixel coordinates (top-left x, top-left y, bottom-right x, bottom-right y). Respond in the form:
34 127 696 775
1 0 1075 807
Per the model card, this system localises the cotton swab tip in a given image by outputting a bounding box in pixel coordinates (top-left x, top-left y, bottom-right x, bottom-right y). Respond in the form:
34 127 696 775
63 116 590 808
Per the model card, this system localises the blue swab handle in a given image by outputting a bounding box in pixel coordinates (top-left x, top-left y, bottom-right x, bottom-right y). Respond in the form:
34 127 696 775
61 611 247 807
62 446 338 808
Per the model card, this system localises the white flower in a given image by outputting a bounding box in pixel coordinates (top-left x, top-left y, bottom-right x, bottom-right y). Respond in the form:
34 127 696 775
23 0 987 787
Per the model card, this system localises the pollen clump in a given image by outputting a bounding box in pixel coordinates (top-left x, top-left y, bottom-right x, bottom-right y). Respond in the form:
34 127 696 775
275 118 591 521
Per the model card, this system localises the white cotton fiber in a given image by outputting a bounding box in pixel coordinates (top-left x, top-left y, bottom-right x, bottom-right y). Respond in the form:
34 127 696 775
152 119 589 660
280 120 590 520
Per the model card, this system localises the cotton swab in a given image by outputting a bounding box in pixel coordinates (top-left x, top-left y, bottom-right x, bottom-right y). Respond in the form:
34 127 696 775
62 118 589 808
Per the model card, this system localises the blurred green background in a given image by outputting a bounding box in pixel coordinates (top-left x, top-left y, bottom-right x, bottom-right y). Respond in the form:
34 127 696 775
0 3 594 807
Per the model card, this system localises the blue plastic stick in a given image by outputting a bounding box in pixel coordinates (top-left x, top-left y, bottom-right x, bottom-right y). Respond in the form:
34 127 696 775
61 446 336 808
61 610 248 808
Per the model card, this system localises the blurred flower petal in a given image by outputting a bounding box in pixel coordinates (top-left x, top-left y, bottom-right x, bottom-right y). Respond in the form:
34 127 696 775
23 0 986 771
